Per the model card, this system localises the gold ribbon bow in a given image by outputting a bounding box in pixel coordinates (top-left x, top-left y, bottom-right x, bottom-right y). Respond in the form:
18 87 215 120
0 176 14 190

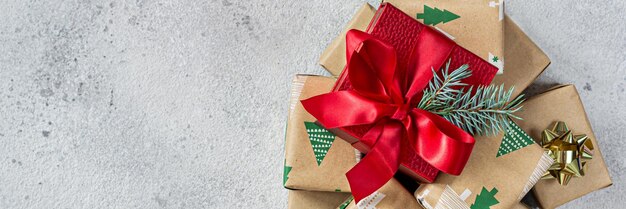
541 121 594 185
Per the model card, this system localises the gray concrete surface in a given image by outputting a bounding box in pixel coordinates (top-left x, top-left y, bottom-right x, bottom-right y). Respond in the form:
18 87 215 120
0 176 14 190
0 0 623 208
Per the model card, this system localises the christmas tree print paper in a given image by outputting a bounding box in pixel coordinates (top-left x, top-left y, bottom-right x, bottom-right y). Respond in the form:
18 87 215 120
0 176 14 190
488 53 504 74
283 123 291 186
381 0 504 74
304 121 336 166
471 187 499 209
283 163 292 186
496 122 535 157
284 75 357 192
416 5 460 26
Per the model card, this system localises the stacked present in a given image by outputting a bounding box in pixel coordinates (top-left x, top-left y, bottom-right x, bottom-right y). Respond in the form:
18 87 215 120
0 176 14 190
283 1 612 209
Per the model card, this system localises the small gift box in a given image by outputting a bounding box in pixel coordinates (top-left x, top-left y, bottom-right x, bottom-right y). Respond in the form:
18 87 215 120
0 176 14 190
412 85 613 209
515 85 612 209
319 4 550 99
413 124 552 209
336 178 421 209
384 0 505 73
288 190 350 209
283 75 360 192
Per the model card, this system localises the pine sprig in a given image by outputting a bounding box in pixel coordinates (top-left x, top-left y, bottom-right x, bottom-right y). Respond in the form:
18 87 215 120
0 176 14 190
417 62 471 111
418 60 525 135
434 84 524 135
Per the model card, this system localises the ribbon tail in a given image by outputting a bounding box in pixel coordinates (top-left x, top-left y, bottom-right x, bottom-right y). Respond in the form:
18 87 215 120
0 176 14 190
346 122 402 203
410 109 475 175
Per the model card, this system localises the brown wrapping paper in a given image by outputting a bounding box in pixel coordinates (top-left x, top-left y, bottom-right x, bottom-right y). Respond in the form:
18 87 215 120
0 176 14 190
284 75 359 192
336 179 421 209
384 0 504 73
318 4 549 99
414 129 552 209
495 16 550 99
515 85 612 209
288 190 351 209
511 202 530 209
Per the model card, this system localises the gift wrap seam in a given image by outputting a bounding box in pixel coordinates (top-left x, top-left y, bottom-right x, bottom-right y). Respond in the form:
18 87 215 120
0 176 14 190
289 76 307 114
354 149 362 163
416 185 471 209
356 191 386 209
437 185 471 209
518 152 554 200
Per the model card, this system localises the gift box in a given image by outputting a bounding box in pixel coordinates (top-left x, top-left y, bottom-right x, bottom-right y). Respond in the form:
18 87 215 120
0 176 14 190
384 0 505 73
319 4 550 99
336 178 421 209
413 124 553 209
283 75 360 192
413 85 613 209
514 85 612 209
288 190 350 209
312 2 499 186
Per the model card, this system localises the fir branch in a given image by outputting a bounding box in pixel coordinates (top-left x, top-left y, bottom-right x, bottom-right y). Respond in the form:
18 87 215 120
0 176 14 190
418 61 525 135
417 61 471 111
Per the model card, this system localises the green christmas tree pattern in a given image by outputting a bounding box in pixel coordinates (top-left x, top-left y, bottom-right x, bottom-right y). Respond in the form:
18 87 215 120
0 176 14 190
471 187 499 209
283 163 292 186
416 5 460 26
304 122 336 166
496 122 535 157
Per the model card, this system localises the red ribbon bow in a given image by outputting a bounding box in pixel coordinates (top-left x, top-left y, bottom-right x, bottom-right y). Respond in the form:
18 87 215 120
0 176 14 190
301 30 475 202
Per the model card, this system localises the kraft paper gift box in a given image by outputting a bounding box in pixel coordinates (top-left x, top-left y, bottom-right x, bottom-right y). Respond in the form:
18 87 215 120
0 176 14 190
319 3 550 99
413 85 612 209
336 178 421 209
515 85 612 209
413 125 553 209
283 75 359 192
288 190 351 209
383 0 505 73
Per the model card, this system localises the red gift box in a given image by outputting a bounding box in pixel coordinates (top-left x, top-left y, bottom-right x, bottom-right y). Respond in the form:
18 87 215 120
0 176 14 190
330 3 498 183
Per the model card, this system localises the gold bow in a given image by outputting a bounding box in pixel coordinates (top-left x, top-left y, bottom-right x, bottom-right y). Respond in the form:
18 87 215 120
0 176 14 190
541 121 594 185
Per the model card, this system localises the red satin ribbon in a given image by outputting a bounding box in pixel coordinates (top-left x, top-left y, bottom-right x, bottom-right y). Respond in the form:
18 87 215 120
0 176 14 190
301 30 475 203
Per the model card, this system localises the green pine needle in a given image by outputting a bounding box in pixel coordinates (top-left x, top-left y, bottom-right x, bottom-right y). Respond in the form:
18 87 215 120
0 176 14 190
418 60 525 135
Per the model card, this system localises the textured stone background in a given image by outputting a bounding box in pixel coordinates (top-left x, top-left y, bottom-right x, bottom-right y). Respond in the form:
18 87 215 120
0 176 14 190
0 0 624 208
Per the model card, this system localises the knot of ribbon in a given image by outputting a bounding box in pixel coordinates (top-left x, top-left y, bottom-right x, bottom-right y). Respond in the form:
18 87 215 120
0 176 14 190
301 30 475 202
